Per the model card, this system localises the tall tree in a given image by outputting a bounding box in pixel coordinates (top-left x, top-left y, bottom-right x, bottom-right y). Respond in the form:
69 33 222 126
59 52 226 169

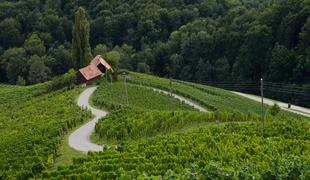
235 25 273 80
23 33 46 56
0 18 24 49
1 48 27 84
27 57 51 85
214 57 230 81
195 59 212 82
72 7 92 69
266 43 296 82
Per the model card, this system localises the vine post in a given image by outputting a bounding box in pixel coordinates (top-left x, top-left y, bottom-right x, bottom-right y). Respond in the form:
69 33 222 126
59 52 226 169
261 78 265 128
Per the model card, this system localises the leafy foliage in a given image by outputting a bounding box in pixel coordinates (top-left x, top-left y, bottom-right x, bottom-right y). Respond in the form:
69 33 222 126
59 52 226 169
95 109 259 142
72 7 92 69
128 72 265 114
0 0 309 107
270 104 281 116
0 84 91 179
92 80 195 111
45 69 76 93
43 119 310 179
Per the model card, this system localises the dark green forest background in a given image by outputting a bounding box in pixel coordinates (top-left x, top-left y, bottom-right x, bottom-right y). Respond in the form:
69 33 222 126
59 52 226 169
0 0 309 107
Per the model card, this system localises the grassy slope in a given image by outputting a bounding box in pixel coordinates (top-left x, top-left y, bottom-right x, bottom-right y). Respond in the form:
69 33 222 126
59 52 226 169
129 72 304 119
90 80 197 144
2 73 309 178
92 80 197 111
91 73 307 146
52 74 307 178
93 109 259 145
0 85 91 179
43 118 310 179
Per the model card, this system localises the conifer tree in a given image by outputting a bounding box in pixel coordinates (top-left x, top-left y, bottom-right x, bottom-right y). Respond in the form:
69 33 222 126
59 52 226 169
72 7 92 69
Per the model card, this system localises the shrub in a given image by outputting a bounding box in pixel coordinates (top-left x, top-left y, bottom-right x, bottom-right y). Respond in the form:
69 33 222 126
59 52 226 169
45 69 76 93
270 104 281 116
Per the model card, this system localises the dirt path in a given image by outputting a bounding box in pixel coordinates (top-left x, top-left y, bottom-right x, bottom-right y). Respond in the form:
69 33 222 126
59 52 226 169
69 86 208 153
151 88 208 112
232 91 310 117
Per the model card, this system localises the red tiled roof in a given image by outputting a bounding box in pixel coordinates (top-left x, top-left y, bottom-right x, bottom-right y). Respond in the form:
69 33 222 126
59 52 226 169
78 64 103 81
90 55 112 70
78 55 112 81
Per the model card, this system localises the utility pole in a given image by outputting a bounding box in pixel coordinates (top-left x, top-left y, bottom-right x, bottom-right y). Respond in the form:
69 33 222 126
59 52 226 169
109 70 113 95
169 77 172 96
109 70 113 86
123 73 129 105
261 78 265 128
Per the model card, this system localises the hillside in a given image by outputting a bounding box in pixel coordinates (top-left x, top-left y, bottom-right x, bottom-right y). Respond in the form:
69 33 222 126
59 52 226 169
0 72 309 179
45 120 310 179
0 84 91 179
44 73 309 179
0 0 309 178
0 0 309 107
92 80 196 111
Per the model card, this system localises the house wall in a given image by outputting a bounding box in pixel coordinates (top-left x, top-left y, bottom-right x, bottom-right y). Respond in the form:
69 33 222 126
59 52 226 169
76 71 102 85
85 76 102 85
76 72 87 84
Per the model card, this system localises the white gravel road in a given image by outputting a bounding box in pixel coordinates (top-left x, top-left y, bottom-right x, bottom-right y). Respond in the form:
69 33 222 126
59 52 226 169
69 87 106 152
69 86 309 153
233 91 310 117
69 86 208 153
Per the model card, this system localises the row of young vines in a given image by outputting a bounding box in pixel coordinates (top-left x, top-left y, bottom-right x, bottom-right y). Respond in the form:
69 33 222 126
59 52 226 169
43 119 309 179
95 109 259 142
92 80 195 111
0 85 91 179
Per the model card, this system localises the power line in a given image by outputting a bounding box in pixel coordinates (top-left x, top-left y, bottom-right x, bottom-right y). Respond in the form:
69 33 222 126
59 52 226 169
264 83 310 91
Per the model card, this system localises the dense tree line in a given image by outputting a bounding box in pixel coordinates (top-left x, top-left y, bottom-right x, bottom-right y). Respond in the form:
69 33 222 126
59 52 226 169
0 0 309 104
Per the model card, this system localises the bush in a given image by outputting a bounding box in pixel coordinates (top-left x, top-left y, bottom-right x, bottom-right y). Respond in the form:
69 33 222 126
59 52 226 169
270 104 281 116
45 69 76 93
16 76 26 86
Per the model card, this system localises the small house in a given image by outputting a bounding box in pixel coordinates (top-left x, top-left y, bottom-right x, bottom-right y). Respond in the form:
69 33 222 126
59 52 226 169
76 55 112 85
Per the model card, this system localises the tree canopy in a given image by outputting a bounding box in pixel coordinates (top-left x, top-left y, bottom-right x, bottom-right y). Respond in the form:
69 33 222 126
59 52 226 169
0 0 309 106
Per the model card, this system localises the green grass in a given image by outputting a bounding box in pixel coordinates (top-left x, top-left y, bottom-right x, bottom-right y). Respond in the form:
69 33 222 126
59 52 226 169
92 80 196 111
50 126 86 170
43 118 310 179
67 73 309 179
51 89 95 169
2 73 309 179
0 85 91 179
94 109 259 143
128 73 305 119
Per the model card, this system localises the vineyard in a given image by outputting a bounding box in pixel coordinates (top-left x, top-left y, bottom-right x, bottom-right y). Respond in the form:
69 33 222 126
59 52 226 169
0 85 91 179
42 73 309 179
92 80 195 111
1 72 309 179
95 109 259 143
43 118 310 179
127 73 270 114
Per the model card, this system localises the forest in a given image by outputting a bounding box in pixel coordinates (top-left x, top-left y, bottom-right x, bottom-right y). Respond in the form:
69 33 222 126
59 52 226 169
0 0 309 106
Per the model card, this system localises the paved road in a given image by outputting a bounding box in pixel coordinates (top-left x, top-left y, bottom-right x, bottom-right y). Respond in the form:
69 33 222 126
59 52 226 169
69 87 106 152
151 88 208 112
233 91 310 117
69 86 208 153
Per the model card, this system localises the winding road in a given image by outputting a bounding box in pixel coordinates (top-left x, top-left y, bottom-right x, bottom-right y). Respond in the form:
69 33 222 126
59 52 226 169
69 86 309 153
233 91 310 117
69 86 208 152
69 87 106 152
